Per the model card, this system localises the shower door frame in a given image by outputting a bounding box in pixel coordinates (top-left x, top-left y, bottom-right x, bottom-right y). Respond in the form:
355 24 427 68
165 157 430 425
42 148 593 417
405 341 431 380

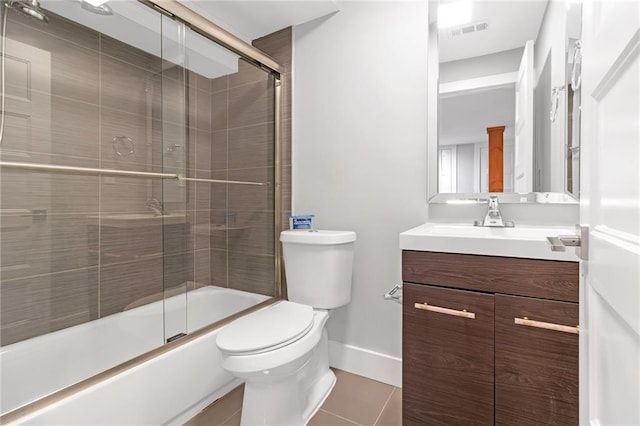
0 0 285 423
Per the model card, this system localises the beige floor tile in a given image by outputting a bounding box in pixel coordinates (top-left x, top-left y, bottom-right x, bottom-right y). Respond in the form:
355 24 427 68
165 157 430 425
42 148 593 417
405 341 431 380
184 385 244 426
320 369 394 426
375 388 402 426
308 409 360 426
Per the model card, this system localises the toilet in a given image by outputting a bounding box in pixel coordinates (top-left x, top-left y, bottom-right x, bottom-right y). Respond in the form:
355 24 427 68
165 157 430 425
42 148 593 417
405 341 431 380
216 230 356 425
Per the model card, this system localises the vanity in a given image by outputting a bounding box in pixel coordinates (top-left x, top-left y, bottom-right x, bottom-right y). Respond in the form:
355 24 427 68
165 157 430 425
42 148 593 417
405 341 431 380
402 0 585 422
400 224 579 425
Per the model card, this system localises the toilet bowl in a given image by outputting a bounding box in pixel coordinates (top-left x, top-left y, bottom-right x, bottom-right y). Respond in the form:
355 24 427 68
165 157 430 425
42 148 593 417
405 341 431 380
218 303 334 425
216 230 356 425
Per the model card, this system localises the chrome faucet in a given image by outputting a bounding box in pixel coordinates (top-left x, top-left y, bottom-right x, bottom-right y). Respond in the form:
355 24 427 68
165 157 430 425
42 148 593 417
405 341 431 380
474 195 514 227
146 198 166 216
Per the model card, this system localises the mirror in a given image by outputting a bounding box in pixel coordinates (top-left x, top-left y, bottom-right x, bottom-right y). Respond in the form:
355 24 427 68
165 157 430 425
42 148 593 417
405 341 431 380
428 0 582 203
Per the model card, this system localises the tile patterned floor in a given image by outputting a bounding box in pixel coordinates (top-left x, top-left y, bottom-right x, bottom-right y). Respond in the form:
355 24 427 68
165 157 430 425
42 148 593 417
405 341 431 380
184 369 401 426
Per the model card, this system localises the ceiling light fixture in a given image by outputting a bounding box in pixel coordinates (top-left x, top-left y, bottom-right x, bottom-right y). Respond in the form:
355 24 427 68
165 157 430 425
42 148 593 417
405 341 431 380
438 0 473 29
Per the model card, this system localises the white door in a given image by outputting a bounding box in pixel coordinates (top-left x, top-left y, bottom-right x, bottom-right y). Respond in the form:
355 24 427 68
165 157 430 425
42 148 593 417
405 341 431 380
580 1 639 425
514 40 534 193
503 144 514 193
438 146 456 193
479 145 488 192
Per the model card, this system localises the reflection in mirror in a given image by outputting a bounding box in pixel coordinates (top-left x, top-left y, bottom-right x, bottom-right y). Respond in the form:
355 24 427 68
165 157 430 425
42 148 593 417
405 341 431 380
431 0 582 202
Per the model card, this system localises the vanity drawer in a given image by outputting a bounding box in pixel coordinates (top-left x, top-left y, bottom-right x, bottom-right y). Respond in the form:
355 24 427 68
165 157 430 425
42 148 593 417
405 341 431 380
402 251 579 302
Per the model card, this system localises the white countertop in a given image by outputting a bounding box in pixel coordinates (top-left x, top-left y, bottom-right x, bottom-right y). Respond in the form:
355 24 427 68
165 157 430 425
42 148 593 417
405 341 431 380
400 222 579 262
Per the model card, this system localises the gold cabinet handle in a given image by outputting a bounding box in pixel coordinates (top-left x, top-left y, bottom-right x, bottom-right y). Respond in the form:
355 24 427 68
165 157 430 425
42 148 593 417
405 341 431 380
414 302 476 319
514 317 579 334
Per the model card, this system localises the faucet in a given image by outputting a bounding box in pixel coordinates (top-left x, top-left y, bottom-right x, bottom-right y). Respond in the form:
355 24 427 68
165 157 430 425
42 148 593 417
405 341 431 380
474 195 514 227
146 198 166 216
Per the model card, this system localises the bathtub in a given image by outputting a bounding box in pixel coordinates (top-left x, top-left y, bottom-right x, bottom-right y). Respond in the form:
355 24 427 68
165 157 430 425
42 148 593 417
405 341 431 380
1 285 269 424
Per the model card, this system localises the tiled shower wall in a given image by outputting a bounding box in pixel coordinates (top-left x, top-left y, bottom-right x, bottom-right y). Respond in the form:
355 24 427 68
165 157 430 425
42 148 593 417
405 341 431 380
208 28 292 295
0 7 292 346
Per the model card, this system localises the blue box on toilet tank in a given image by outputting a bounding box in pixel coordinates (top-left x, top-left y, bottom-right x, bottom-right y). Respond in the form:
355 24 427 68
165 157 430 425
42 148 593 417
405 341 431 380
289 214 315 230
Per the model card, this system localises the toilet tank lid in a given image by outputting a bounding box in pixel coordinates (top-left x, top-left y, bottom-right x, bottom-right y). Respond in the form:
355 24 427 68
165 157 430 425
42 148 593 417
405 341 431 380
280 230 356 245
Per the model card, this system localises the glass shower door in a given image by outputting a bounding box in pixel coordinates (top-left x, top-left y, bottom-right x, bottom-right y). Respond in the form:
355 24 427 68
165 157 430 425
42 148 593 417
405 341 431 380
160 14 188 343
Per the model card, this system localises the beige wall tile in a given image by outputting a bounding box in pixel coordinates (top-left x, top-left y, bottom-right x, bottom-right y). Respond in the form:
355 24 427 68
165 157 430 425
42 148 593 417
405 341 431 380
228 123 275 170
210 248 228 288
1 267 98 346
226 211 275 256
99 257 163 317
211 75 228 94
212 91 229 131
211 130 228 172
228 167 274 212
99 177 151 214
281 118 292 167
100 56 154 117
228 79 274 129
99 224 163 266
252 27 292 71
100 110 158 172
229 59 269 89
228 252 275 296
51 96 100 163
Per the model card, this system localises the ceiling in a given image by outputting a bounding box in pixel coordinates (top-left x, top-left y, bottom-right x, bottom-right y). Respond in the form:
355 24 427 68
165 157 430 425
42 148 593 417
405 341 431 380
40 0 340 78
179 0 341 43
439 0 548 63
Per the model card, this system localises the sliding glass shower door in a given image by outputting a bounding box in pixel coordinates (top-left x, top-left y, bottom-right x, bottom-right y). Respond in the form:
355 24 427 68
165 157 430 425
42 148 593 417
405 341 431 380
0 0 280 416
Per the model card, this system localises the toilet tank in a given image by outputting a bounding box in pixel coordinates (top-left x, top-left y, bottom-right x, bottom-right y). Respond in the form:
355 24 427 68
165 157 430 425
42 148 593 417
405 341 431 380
280 230 356 309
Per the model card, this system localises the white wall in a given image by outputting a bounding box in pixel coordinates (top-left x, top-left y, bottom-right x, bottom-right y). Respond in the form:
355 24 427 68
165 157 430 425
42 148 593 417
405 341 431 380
293 2 429 386
439 47 524 83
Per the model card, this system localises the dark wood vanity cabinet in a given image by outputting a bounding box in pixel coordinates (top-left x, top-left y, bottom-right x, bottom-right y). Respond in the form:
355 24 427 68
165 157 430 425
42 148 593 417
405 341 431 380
494 294 579 426
402 251 579 426
404 284 495 425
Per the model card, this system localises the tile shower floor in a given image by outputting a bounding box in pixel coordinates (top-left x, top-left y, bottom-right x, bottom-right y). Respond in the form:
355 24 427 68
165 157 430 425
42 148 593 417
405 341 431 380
184 369 402 426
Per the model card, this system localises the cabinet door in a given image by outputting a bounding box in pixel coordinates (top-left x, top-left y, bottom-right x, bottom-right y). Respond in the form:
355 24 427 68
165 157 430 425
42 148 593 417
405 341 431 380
495 294 579 425
403 283 495 425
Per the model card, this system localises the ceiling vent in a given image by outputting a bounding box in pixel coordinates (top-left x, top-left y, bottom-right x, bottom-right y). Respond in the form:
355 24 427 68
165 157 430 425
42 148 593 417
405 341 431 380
451 21 489 37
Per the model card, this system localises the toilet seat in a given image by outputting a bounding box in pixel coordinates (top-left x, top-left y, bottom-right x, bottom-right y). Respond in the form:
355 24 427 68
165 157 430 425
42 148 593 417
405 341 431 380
216 301 314 356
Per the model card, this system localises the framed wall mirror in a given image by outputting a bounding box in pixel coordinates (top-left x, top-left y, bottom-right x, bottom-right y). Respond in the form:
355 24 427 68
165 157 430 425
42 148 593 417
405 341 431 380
427 0 582 203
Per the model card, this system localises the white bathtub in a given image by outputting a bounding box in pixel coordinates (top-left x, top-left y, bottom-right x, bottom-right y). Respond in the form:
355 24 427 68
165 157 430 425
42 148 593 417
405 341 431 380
1 285 269 423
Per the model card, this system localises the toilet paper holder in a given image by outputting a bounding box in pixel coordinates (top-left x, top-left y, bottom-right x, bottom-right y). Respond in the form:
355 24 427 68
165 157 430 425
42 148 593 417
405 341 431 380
384 283 403 304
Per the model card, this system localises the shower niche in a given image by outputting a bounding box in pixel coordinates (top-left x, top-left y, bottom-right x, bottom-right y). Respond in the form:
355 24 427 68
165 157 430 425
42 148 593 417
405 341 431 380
0 0 287 417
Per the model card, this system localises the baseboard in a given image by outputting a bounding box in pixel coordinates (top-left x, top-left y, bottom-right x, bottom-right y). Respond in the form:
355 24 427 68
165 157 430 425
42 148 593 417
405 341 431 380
328 341 402 388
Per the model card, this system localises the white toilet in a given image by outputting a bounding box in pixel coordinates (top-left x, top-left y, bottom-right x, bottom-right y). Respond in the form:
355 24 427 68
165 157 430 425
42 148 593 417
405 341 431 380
216 229 356 425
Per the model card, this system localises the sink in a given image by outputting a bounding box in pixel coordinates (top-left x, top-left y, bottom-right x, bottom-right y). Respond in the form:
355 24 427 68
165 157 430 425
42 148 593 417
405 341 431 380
89 213 187 228
400 223 579 261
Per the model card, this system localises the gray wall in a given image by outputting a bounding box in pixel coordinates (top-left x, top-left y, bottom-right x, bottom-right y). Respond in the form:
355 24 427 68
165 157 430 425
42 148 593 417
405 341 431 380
293 2 429 381
440 47 524 83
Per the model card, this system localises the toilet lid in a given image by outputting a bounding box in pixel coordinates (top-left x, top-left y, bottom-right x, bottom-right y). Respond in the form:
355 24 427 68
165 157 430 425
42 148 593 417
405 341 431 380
216 301 314 355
